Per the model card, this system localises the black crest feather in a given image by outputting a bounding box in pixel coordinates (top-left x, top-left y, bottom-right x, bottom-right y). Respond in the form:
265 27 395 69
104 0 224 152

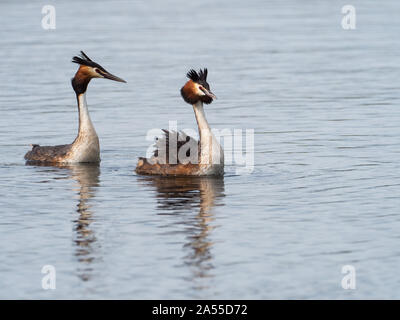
187 68 208 83
71 51 106 72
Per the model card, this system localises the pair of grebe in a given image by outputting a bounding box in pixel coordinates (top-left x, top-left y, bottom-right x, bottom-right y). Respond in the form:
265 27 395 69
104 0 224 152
25 52 224 176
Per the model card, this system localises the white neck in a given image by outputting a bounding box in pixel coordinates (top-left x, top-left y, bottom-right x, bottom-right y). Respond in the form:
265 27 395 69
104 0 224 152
69 92 100 163
192 101 223 165
77 93 97 138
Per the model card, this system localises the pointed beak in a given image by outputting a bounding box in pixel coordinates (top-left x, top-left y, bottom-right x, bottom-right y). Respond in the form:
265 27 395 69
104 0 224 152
103 71 126 83
200 87 217 100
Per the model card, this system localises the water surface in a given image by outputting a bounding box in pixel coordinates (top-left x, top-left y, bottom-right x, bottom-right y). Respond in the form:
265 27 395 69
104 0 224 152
0 0 399 299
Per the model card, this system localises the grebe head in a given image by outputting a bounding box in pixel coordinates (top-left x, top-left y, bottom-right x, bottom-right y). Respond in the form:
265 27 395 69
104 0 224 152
180 68 216 105
71 51 126 94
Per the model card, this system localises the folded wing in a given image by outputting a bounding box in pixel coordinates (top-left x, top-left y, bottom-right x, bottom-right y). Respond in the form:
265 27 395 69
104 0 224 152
24 144 72 163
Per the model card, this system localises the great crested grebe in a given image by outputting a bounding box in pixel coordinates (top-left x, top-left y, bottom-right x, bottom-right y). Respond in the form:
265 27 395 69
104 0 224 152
136 68 224 176
24 51 126 164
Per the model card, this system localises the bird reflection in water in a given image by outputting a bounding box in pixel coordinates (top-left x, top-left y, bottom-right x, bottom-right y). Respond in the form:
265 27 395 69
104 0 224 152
139 176 225 284
68 164 100 282
27 163 100 282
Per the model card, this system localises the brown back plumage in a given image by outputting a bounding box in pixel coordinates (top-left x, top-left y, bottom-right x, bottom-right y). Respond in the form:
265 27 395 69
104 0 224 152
24 144 72 164
153 130 200 163
136 157 204 176
135 130 205 176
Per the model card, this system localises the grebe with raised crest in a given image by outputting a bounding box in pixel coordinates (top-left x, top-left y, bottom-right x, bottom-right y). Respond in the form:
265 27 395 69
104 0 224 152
24 51 126 164
136 68 224 176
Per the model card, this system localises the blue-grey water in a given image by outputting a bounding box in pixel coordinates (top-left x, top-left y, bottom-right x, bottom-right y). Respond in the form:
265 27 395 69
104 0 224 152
0 0 399 299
